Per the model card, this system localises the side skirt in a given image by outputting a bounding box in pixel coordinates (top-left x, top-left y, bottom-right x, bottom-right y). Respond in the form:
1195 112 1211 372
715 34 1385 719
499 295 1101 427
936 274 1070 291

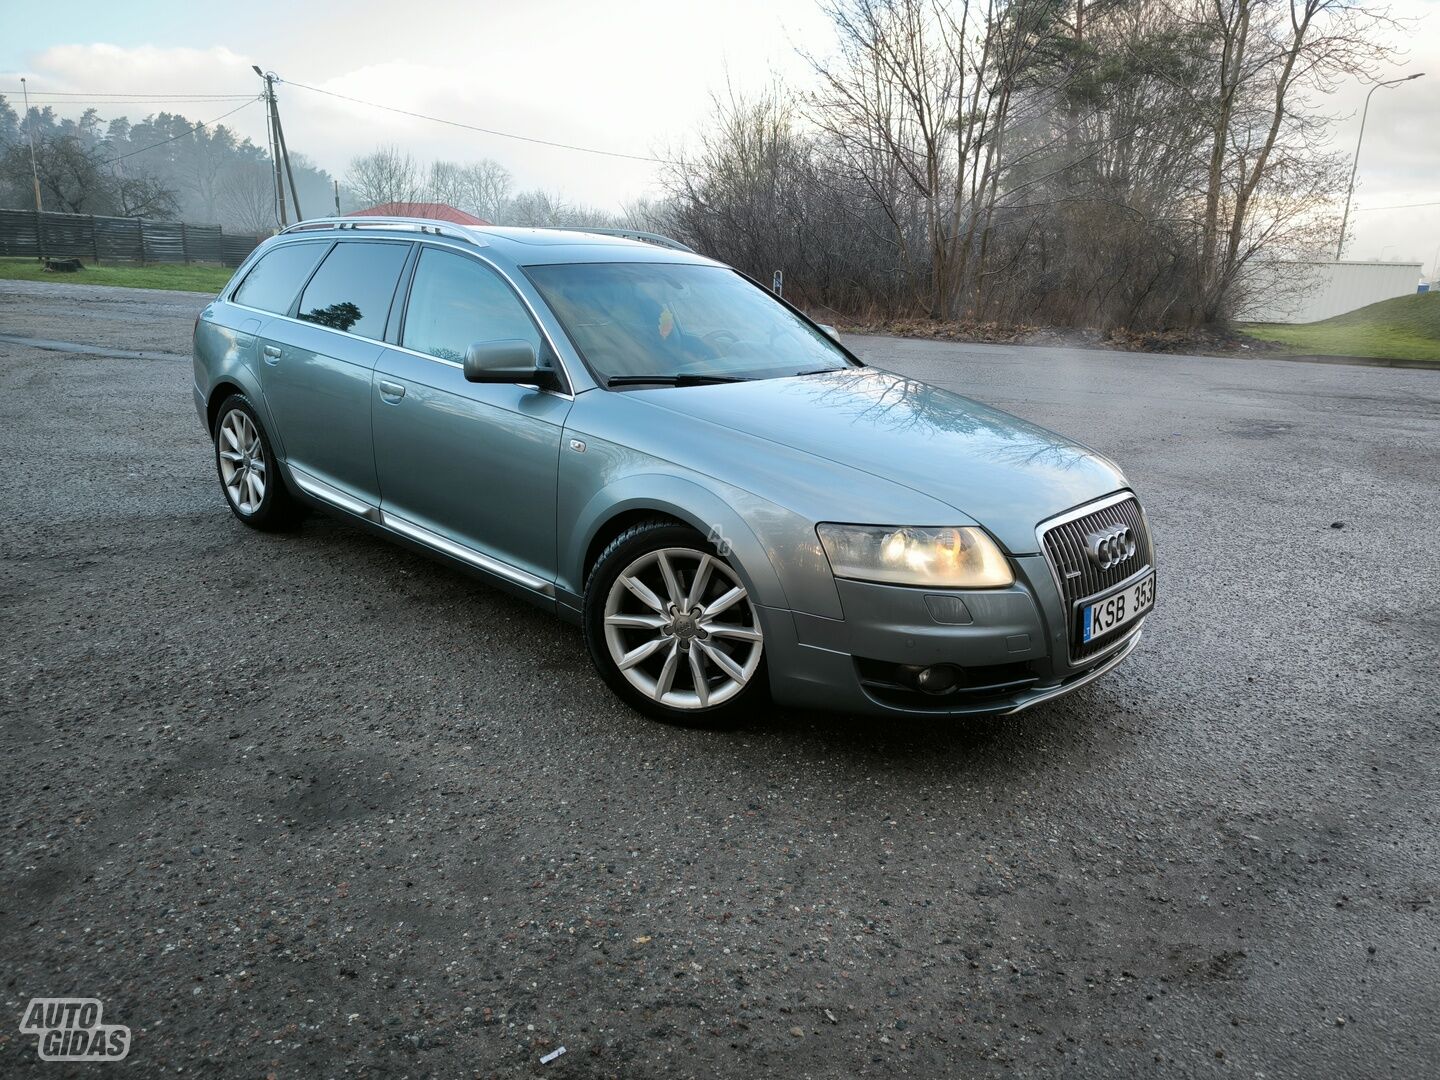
286 464 559 612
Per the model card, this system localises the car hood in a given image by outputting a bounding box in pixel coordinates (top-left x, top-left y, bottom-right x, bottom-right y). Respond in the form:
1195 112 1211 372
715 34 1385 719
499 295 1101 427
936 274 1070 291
632 368 1126 554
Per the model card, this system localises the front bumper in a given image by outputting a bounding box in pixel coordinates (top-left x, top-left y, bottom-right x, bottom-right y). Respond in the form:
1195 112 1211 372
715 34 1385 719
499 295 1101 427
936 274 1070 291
759 554 1147 717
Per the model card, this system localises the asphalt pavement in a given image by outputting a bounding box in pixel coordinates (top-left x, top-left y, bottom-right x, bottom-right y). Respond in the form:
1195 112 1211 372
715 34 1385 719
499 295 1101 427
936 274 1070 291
1 279 1437 1078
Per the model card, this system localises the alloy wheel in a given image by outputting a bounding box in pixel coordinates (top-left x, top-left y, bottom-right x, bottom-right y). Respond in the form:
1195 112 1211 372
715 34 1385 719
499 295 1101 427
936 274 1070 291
602 547 763 710
217 409 266 515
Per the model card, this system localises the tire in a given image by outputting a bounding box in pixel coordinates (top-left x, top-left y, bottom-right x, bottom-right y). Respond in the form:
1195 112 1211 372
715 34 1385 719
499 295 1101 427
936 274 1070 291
212 394 305 531
583 519 769 726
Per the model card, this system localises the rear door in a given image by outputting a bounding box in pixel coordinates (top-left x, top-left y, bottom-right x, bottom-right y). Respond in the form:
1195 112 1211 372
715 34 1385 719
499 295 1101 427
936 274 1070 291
254 239 413 507
373 245 573 585
228 239 329 375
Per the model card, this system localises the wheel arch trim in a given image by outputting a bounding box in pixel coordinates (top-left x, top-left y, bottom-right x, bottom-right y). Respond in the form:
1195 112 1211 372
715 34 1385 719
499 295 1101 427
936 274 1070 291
203 368 278 442
565 474 791 613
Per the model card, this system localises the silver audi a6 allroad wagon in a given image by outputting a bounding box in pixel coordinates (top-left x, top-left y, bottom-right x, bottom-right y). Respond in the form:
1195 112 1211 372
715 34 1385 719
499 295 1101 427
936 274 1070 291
193 217 1155 724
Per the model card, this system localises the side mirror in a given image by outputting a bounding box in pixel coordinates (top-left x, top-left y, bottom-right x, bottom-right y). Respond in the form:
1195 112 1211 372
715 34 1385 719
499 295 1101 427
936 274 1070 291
818 323 841 342
464 339 542 383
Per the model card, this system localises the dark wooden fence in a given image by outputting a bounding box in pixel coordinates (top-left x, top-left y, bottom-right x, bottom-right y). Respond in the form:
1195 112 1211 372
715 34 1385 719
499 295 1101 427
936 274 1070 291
0 209 267 267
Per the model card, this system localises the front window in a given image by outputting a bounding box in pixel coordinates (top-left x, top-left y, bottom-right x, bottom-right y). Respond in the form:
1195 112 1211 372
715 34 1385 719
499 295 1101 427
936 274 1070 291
402 247 544 362
525 262 852 385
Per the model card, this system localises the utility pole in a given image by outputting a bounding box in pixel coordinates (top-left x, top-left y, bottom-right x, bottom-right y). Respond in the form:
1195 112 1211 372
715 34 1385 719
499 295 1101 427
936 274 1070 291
20 77 43 213
334 179 341 215
252 66 302 226
271 92 303 222
1336 72 1424 260
253 66 286 228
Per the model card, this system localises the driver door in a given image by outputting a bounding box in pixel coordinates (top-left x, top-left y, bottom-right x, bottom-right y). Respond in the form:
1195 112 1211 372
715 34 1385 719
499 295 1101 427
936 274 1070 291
372 246 572 588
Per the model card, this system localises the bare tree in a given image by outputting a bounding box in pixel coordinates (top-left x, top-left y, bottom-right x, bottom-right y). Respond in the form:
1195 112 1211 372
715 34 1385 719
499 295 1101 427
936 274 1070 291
0 134 177 217
218 160 278 233
421 157 513 220
112 172 181 218
663 0 1401 330
344 145 422 209
456 159 512 221
1192 0 1397 319
423 159 466 208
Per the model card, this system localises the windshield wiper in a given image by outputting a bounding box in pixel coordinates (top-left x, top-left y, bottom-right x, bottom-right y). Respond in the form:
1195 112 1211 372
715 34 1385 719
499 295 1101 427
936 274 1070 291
605 373 753 387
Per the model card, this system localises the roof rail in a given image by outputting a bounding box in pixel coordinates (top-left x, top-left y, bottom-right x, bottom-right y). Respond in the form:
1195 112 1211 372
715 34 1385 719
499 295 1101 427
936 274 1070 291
541 226 695 254
278 216 486 246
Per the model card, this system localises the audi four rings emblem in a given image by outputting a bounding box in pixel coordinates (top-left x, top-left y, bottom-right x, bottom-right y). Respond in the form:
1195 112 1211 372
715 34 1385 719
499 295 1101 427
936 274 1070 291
1085 525 1137 570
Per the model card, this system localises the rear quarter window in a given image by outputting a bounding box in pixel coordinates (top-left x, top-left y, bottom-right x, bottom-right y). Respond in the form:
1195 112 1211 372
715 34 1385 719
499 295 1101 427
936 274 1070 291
232 242 327 314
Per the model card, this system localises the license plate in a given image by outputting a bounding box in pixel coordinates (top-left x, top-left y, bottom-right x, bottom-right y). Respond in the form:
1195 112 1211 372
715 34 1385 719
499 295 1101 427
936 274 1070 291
1081 573 1155 643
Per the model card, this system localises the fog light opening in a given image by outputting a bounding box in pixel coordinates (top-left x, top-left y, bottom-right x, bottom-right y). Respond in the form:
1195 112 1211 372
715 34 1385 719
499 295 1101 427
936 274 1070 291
915 664 960 695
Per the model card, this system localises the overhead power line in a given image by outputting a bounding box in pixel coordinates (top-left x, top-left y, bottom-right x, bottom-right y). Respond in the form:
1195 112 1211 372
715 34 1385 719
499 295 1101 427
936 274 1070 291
2 87 251 99
13 77 678 166
99 97 261 165
283 78 679 166
1352 200 1440 212
21 97 256 106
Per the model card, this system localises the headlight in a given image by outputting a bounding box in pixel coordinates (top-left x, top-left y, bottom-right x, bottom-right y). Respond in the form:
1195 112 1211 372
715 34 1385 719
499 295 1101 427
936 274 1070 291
816 524 1014 588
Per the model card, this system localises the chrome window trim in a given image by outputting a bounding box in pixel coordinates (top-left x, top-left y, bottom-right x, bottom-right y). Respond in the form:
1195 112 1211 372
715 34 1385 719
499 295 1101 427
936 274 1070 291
229 299 574 400
379 339 574 400
224 232 582 399
288 466 555 597
1034 490 1153 668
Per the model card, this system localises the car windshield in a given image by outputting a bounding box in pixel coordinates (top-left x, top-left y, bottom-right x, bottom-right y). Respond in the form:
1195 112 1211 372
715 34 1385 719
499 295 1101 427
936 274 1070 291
525 262 852 386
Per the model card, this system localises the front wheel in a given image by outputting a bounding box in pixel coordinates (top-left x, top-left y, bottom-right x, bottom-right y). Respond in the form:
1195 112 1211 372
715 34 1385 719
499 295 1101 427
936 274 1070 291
583 520 767 726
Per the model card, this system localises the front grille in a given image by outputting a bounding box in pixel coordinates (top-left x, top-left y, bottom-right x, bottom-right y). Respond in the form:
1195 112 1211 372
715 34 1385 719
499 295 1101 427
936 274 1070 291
1040 495 1153 662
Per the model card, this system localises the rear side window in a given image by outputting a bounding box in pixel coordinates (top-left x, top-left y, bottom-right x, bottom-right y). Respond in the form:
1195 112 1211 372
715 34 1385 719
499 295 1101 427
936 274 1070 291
401 247 541 362
232 242 326 314
296 241 411 339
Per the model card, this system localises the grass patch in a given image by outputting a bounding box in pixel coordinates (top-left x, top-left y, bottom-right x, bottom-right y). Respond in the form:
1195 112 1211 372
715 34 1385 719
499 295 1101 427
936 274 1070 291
1243 292 1440 362
0 257 233 294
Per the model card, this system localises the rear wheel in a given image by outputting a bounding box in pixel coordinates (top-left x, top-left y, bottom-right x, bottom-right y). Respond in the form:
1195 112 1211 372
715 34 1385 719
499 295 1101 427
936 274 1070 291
584 520 767 726
213 394 304 530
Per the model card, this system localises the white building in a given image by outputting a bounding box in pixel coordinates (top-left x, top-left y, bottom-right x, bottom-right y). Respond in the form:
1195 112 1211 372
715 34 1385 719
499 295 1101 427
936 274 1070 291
1237 260 1423 323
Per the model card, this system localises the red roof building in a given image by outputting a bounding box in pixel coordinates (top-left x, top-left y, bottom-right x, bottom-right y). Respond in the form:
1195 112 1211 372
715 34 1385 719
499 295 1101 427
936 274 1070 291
348 202 491 226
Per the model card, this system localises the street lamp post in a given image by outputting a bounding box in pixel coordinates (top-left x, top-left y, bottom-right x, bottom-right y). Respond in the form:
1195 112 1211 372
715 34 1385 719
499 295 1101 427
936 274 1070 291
1335 72 1424 260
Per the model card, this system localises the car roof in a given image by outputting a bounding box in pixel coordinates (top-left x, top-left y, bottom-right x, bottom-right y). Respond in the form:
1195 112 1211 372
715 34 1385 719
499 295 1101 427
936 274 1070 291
270 218 717 269
483 227 716 267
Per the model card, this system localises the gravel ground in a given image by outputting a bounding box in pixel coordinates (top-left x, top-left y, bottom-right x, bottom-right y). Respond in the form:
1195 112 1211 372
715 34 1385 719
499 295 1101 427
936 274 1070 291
1 280 1437 1078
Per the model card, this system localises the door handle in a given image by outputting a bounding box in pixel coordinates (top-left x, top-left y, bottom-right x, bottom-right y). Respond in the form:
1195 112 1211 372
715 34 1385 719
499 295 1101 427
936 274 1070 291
261 344 281 365
378 379 406 403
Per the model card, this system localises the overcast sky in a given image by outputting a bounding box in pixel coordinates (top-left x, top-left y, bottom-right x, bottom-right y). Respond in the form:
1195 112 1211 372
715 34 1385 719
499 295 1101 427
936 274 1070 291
2 0 1436 270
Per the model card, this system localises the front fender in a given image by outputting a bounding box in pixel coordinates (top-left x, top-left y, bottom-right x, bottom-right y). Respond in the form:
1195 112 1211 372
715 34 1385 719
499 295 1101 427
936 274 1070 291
562 472 843 620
